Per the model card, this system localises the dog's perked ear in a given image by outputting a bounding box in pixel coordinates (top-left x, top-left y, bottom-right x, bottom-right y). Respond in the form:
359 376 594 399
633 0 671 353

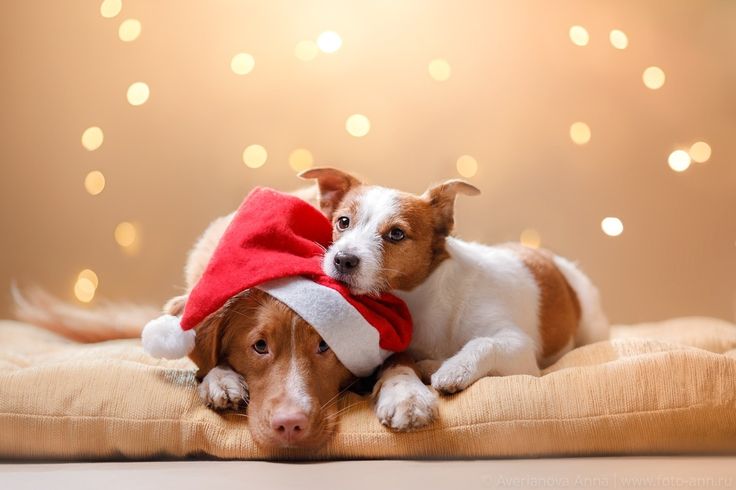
298 167 362 218
422 179 481 236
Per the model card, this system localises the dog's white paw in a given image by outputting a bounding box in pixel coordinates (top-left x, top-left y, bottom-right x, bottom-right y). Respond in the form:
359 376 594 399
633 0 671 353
374 371 438 431
198 366 249 411
431 359 476 394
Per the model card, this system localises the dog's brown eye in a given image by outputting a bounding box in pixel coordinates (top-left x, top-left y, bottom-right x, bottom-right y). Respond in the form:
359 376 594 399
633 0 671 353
336 216 350 231
253 340 268 354
317 340 330 354
387 228 405 242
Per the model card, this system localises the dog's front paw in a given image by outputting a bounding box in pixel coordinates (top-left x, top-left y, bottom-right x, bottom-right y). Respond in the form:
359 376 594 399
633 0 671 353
198 366 249 411
431 359 475 394
374 374 438 431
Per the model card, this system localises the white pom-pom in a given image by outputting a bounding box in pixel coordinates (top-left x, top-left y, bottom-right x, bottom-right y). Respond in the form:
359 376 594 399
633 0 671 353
141 314 195 359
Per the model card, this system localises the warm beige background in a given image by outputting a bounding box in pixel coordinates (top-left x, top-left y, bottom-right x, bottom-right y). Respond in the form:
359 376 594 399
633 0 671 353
1 0 734 324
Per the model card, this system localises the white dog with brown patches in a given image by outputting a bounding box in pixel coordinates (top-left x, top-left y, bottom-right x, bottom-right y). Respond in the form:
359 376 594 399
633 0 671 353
300 168 609 431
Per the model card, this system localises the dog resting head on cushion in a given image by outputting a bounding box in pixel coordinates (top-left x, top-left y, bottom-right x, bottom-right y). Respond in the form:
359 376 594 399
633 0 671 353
15 184 413 451
143 186 413 449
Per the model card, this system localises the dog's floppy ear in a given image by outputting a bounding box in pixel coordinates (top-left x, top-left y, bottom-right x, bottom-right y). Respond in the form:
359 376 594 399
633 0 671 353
422 179 481 236
188 290 255 379
188 311 228 380
298 167 362 218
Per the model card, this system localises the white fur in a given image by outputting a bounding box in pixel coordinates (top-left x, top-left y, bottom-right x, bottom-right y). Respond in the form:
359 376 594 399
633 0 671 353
328 211 608 428
323 187 400 295
198 366 249 410
373 364 438 431
395 239 546 393
285 317 312 412
141 314 196 359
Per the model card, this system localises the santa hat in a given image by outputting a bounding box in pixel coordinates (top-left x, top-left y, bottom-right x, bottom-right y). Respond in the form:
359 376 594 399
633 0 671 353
141 187 412 377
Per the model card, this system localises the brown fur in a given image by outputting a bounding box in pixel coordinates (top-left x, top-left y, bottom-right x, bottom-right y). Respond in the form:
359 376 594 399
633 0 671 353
190 289 354 449
505 244 581 359
14 184 358 450
300 168 480 293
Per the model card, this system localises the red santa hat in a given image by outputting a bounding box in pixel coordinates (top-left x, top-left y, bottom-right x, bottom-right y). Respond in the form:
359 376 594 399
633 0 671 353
141 187 412 377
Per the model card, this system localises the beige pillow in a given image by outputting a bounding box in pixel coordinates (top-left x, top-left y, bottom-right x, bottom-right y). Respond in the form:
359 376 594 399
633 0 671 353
1 317 735 459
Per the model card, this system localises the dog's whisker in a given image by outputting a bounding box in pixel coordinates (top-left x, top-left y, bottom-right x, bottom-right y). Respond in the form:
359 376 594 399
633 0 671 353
321 378 360 410
324 401 365 421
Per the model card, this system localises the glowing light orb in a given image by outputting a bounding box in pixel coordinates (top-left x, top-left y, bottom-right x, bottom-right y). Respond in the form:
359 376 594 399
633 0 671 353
643 66 666 90
230 53 255 75
100 0 122 19
84 171 106 195
114 221 137 247
609 29 628 49
520 229 541 249
456 155 478 178
81 126 104 151
569 26 589 46
668 150 691 172
345 114 370 137
118 19 141 42
126 82 150 106
317 31 342 53
289 149 314 172
569 122 591 145
601 217 624 237
78 269 99 288
428 59 451 82
242 144 268 168
689 141 711 163
74 277 96 303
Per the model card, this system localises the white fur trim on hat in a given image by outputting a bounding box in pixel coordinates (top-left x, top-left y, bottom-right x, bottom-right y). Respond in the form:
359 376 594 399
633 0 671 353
257 277 391 377
141 314 196 359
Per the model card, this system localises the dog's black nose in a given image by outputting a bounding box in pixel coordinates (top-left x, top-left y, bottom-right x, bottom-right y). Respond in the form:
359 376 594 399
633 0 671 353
334 252 360 273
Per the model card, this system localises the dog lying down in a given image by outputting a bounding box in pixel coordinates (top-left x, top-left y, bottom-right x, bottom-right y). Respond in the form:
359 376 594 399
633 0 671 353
14 169 608 448
14 186 413 450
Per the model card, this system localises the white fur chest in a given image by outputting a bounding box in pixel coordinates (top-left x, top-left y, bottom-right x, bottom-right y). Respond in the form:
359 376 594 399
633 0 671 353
395 238 542 361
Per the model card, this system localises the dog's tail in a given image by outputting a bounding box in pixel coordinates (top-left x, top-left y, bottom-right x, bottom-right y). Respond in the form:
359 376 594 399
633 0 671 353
11 284 160 342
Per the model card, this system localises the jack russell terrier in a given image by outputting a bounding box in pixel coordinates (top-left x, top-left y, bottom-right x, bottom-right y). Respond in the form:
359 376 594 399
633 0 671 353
300 168 609 431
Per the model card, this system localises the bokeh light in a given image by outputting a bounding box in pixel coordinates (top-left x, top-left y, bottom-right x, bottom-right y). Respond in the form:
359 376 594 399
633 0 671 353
428 59 451 81
114 221 137 248
126 82 150 106
317 31 342 53
569 26 589 46
668 149 691 172
295 40 319 61
242 144 268 168
643 66 666 90
231 53 255 75
74 277 96 303
689 141 712 163
289 149 314 172
84 170 106 196
609 29 628 49
569 122 591 145
456 155 478 178
78 269 99 289
601 217 624 237
100 0 122 19
345 114 370 137
118 19 141 42
81 126 104 151
520 228 541 249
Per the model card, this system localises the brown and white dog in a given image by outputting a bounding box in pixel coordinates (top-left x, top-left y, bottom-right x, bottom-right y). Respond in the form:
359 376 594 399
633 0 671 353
300 168 609 431
14 186 356 450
